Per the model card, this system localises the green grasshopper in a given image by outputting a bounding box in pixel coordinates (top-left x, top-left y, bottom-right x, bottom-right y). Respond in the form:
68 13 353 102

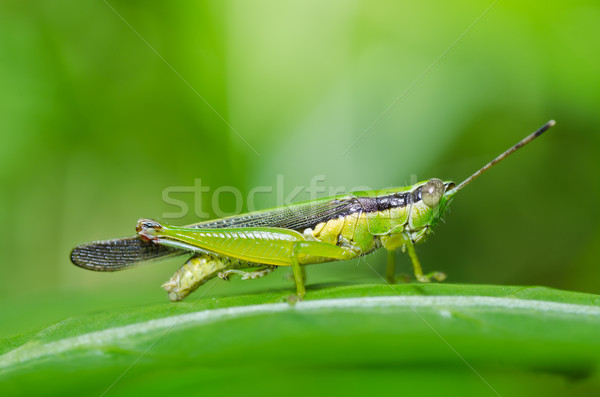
71 120 555 301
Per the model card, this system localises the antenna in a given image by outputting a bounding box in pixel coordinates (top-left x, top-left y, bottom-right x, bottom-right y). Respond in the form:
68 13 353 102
453 120 555 193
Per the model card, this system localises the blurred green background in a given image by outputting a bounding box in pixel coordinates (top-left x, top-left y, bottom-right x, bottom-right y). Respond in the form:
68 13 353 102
1 0 599 347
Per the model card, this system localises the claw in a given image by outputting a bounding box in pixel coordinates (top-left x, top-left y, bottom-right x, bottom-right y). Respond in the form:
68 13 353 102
416 271 447 283
432 271 447 282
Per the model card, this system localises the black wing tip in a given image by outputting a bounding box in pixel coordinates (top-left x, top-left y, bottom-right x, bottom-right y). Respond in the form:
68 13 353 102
70 243 130 272
69 236 180 272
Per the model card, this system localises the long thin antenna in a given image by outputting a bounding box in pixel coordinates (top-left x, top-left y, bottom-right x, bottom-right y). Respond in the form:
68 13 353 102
453 120 555 193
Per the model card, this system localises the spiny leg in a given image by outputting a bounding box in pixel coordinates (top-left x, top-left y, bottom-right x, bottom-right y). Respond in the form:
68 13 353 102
401 234 446 283
163 254 244 301
219 266 277 281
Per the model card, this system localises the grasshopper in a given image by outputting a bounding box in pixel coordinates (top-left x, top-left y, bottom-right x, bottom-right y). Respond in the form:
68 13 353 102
71 120 555 301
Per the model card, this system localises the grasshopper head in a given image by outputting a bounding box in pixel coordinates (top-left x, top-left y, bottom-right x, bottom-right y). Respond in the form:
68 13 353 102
438 180 457 218
408 178 455 243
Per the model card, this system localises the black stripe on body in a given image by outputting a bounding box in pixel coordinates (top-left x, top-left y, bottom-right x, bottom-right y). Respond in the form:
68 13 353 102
344 191 412 218
199 190 415 233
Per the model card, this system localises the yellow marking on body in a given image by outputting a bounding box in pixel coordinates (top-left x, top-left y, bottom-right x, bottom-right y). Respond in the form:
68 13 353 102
380 233 406 251
313 222 326 236
314 217 345 245
340 213 359 243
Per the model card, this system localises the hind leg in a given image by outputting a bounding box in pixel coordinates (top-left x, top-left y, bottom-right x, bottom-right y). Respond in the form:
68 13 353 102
219 266 277 281
163 254 245 301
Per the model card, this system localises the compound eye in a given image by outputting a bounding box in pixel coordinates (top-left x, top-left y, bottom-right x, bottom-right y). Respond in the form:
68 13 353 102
421 178 445 207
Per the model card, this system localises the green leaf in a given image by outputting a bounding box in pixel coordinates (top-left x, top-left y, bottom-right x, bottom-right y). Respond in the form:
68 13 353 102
2 284 600 396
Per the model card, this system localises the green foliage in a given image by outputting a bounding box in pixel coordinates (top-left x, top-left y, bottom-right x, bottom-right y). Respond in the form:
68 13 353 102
2 284 600 396
1 1 599 395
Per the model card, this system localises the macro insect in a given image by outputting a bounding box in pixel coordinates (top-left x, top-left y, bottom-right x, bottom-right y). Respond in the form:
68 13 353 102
71 120 555 301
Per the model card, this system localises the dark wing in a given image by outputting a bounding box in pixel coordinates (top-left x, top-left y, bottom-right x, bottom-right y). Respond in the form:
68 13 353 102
70 195 359 271
70 236 182 271
191 195 358 230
